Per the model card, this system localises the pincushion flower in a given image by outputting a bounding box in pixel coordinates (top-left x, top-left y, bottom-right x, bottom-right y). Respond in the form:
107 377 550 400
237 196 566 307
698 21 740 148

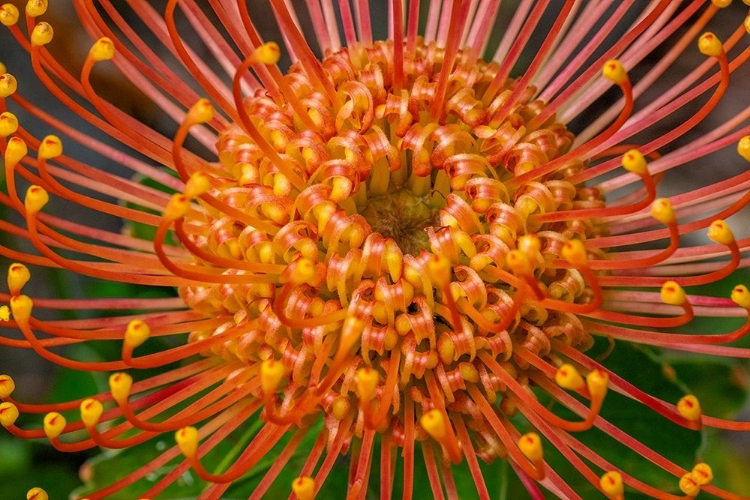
1 0 750 498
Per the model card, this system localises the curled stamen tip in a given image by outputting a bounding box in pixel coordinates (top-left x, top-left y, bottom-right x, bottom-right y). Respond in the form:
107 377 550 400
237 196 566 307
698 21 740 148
707 219 734 245
692 463 714 486
622 149 647 175
0 401 19 427
600 471 624 500
108 372 133 404
555 364 585 391
175 426 199 457
0 305 8 322
24 185 50 215
43 411 66 439
184 172 212 198
660 281 687 306
710 0 731 7
677 394 702 422
518 432 543 463
124 319 151 349
80 398 104 428
0 374 15 398
38 134 63 160
4 136 27 165
650 198 675 225
745 15 750 35
0 111 19 136
602 59 628 85
517 234 541 255
698 32 723 57
738 136 750 162
30 21 53 47
420 408 447 440
9 295 33 323
8 263 31 295
0 4 20 26
260 359 285 395
731 285 750 308
25 0 47 18
0 72 18 98
355 367 379 401
679 472 701 497
254 42 281 65
292 476 316 500
26 487 48 500
90 37 115 61
561 239 588 267
188 98 215 124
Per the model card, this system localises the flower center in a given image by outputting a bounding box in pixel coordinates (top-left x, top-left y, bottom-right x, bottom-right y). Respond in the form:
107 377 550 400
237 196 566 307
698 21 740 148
179 39 602 454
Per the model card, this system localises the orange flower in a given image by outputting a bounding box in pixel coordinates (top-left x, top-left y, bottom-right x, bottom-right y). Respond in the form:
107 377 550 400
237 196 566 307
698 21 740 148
1 1 750 498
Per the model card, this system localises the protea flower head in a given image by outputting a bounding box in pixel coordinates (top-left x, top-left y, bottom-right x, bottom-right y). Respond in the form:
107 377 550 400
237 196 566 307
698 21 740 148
1 0 750 498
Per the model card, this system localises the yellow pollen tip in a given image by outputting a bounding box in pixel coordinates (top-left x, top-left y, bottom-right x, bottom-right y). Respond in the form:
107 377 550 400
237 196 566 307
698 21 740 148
0 374 15 398
0 4 20 26
90 37 115 61
586 370 609 400
355 367 379 401
622 149 647 175
9 295 33 323
80 398 104 428
260 359 285 395
38 134 63 160
677 394 702 422
698 32 723 57
517 234 541 255
8 263 31 295
738 136 750 162
650 198 675 225
26 487 48 500
184 172 212 198
0 306 7 322
505 249 532 276
0 111 18 136
0 401 19 427
288 257 316 285
711 0 732 7
175 426 199 457
600 471 624 499
660 281 687 306
427 253 453 288
0 72 18 98
692 463 713 485
43 411 66 439
24 185 49 215
518 432 543 463
292 476 316 500
4 136 27 165
602 59 628 85
163 193 190 221
561 239 588 267
707 219 734 245
254 42 281 65
555 364 585 391
124 319 151 348
108 372 133 404
679 473 701 497
30 21 53 46
745 15 750 35
420 408 447 440
188 98 215 124
730 284 750 308
25 0 47 17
